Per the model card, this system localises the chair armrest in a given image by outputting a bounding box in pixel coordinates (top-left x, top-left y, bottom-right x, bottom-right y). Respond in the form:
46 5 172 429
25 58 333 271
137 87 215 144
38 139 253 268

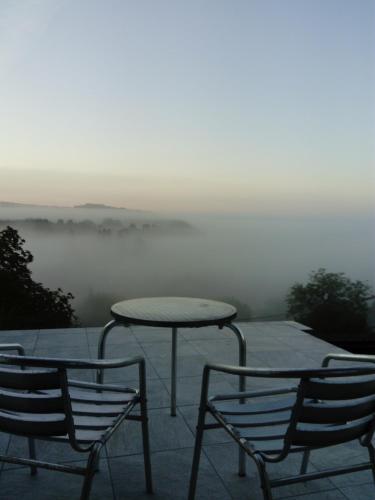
0 353 144 370
198 363 299 409
68 379 137 392
204 363 283 378
322 353 375 367
199 362 375 407
0 353 147 404
0 343 25 356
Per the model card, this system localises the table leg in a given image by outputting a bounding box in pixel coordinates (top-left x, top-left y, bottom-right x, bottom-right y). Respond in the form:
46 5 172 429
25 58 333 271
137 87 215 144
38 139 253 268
96 319 120 384
224 322 247 477
171 327 178 416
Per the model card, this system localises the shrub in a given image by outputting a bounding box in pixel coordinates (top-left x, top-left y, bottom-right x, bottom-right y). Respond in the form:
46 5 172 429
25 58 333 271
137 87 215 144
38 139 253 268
286 268 372 339
0 226 76 329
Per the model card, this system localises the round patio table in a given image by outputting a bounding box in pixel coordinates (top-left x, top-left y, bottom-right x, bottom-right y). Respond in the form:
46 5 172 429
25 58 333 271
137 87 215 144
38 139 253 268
96 297 247 416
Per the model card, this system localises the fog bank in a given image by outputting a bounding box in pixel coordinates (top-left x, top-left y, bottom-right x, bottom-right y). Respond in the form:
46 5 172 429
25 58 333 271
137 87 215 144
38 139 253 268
1 206 374 326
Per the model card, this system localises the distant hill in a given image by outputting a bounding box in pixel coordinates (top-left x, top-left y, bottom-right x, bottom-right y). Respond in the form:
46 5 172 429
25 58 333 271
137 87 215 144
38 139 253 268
74 203 137 210
0 201 52 208
0 200 145 212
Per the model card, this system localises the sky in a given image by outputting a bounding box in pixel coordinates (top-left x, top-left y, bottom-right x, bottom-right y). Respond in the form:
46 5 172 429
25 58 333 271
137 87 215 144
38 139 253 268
0 0 374 214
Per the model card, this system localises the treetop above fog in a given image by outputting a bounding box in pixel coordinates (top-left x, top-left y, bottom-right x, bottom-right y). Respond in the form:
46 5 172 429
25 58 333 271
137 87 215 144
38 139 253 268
0 217 196 237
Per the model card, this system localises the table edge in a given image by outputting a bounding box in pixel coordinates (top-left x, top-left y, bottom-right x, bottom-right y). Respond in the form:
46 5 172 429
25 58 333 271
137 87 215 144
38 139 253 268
110 310 237 328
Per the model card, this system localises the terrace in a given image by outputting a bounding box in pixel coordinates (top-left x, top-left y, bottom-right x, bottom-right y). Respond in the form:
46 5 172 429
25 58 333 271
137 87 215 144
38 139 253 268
0 321 373 499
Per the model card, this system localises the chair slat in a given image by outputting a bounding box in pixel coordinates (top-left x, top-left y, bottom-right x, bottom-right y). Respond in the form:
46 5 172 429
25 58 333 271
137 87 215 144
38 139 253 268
71 428 106 443
0 388 64 413
71 402 132 417
211 396 295 415
304 376 375 400
300 395 375 424
73 415 117 430
246 438 285 454
0 410 67 436
220 410 291 427
52 429 105 443
68 379 138 394
0 368 61 390
292 416 373 447
248 439 306 455
239 437 306 455
69 388 137 405
237 423 289 441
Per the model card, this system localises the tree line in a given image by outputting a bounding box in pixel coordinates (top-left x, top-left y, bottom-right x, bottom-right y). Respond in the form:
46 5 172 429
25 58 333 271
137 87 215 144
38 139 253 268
0 217 195 237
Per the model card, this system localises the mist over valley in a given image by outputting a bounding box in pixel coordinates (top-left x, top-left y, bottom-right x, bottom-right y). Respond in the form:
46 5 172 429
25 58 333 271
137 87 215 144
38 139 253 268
1 204 374 327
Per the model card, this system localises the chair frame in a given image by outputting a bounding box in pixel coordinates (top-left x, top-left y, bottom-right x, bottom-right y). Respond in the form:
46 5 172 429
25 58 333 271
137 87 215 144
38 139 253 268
323 352 375 368
0 344 153 500
188 362 375 500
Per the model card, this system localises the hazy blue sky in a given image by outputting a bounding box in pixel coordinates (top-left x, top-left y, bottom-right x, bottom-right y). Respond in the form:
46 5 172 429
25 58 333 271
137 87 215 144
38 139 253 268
0 0 374 214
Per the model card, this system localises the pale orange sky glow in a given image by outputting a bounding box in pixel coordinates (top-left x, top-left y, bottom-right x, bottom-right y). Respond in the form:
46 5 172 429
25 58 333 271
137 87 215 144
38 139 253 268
1 165 373 215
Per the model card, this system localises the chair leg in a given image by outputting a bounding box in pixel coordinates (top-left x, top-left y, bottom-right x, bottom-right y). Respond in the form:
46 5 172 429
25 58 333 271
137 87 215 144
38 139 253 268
253 454 273 500
140 397 153 493
28 438 37 476
80 443 102 500
367 444 375 484
188 405 207 500
300 449 310 475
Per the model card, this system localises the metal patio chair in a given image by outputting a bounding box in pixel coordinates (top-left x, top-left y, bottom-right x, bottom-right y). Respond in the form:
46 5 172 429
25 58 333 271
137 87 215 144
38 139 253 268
188 362 375 500
0 344 153 500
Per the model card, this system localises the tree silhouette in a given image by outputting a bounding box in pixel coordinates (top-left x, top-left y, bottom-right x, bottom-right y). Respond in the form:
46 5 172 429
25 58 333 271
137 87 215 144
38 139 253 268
0 226 76 329
286 268 372 339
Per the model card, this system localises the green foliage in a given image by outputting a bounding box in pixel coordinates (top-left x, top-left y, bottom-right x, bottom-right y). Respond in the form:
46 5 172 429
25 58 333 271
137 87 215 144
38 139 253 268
0 226 76 329
286 268 372 339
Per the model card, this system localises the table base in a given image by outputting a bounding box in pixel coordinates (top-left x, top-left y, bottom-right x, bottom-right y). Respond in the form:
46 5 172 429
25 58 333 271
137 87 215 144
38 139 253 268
96 320 247 475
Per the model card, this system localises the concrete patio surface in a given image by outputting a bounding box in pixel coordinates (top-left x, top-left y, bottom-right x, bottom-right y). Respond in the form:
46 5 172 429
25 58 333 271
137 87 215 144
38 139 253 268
0 321 374 499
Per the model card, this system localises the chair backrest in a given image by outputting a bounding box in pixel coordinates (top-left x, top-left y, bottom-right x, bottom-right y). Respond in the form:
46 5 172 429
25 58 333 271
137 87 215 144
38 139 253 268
287 372 375 448
0 363 70 437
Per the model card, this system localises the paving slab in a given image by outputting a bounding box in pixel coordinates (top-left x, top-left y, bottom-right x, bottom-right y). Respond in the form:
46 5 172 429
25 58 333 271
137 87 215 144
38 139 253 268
0 321 372 499
109 448 231 500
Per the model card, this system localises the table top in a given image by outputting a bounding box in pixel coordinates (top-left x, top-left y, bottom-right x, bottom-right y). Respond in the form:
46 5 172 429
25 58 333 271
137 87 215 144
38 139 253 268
111 297 237 328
